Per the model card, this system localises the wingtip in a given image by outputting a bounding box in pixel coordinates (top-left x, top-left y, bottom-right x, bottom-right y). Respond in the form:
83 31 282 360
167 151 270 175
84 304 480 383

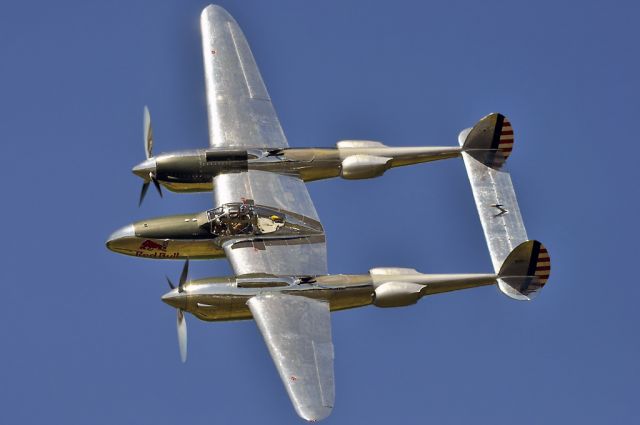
296 405 333 422
201 4 233 20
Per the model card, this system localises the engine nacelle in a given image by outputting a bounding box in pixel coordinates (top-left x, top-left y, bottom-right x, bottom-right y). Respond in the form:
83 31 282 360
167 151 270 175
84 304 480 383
340 154 392 180
373 281 425 308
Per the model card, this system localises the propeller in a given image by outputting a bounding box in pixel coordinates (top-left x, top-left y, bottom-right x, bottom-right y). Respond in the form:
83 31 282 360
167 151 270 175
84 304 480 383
144 105 153 159
138 106 163 206
138 173 163 207
176 309 187 363
165 259 189 293
165 260 190 362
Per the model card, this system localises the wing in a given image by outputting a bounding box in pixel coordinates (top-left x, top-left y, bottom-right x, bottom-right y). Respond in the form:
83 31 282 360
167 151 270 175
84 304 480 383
202 6 326 277
215 170 327 276
201 5 288 148
248 294 334 422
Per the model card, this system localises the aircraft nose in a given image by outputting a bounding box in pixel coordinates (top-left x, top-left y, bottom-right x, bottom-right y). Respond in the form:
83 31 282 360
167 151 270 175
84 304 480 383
106 224 135 247
132 158 157 179
162 290 187 310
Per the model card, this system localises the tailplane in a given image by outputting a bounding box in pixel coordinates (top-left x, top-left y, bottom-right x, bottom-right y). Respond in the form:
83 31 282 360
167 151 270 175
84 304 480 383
459 113 551 300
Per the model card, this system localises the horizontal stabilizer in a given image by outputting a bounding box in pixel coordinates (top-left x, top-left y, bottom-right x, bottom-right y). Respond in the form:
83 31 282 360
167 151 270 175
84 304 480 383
459 113 513 169
498 240 551 300
459 113 550 299
458 116 528 275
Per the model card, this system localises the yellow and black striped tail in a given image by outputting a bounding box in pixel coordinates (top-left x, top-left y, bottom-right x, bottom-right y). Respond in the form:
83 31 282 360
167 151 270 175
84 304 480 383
459 113 514 169
497 240 551 300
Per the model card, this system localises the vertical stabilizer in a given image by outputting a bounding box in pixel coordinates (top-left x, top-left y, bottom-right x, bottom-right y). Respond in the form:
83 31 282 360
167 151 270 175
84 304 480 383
498 240 551 300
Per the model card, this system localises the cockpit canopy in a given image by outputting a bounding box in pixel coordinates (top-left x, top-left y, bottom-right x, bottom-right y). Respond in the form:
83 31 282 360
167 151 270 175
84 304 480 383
205 202 286 237
207 202 256 236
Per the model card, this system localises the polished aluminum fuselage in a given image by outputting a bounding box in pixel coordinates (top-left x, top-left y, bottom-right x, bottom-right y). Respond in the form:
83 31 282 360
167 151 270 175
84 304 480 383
106 202 325 260
106 212 226 259
161 271 497 322
135 146 461 193
165 274 375 322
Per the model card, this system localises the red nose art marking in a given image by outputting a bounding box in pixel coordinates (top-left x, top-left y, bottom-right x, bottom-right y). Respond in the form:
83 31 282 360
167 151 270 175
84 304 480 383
139 240 168 252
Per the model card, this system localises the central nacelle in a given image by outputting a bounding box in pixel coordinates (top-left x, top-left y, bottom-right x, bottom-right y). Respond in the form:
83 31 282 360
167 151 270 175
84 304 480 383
106 201 323 260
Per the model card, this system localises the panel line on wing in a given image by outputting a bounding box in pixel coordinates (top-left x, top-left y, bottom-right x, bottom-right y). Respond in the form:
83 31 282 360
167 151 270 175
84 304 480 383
228 21 269 101
312 340 331 408
247 294 334 421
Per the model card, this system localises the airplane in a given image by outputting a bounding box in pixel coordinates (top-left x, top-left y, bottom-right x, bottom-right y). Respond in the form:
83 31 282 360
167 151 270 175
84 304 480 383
107 5 551 422
106 109 513 261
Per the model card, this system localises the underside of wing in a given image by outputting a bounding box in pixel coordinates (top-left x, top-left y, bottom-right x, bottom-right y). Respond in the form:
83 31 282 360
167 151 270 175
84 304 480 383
215 171 327 276
223 235 327 277
248 294 334 422
201 5 288 148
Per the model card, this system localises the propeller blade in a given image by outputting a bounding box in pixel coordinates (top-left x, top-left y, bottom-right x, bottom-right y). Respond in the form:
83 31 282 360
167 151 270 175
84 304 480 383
139 181 150 207
165 275 175 290
177 309 188 363
143 105 153 159
178 259 189 292
151 174 163 198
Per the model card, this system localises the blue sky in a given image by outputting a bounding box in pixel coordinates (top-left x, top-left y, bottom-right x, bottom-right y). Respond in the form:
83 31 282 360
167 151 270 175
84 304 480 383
1 0 638 423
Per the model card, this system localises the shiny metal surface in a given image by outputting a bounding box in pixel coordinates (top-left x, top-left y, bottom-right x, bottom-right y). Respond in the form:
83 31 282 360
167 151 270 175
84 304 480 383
106 237 225 260
131 145 462 195
214 170 327 276
105 4 551 421
201 5 288 149
106 212 226 260
107 224 134 242
176 309 187 363
458 130 528 273
336 140 386 149
497 240 551 300
143 105 153 158
369 268 498 298
340 154 391 179
222 236 327 277
159 273 373 323
214 171 320 220
248 294 334 422
373 281 425 307
106 203 324 262
163 271 499 323
132 158 156 179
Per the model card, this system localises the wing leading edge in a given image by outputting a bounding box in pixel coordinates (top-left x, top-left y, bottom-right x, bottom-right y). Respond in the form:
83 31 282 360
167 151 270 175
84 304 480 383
248 294 334 422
